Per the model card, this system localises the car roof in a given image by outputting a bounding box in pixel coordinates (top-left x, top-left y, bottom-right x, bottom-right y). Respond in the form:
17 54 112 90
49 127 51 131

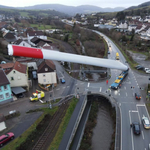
0 135 6 140
143 117 150 124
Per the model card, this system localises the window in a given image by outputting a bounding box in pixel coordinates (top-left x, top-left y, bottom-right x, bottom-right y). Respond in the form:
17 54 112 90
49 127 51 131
43 74 45 77
13 71 15 73
18 76 21 80
11 77 14 81
0 87 1 92
4 85 7 90
0 94 4 100
44 79 46 82
45 68 48 71
5 93 9 98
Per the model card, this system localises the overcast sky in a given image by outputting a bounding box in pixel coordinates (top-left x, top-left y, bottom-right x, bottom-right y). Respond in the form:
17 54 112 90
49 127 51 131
0 0 149 8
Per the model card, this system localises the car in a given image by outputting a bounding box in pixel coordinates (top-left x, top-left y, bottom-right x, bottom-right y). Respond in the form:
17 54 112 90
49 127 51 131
16 93 24 98
0 132 14 147
135 65 141 68
32 71 37 79
146 70 150 74
136 66 144 70
132 122 141 135
107 51 110 54
144 68 149 71
60 78 65 84
135 93 141 100
142 115 150 129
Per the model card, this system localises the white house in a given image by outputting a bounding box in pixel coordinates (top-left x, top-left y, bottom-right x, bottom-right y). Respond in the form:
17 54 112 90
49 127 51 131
0 61 29 90
13 39 31 47
118 22 128 29
37 60 57 86
128 25 137 32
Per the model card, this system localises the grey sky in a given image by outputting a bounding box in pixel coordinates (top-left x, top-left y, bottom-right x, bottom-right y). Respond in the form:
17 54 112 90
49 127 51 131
0 0 149 8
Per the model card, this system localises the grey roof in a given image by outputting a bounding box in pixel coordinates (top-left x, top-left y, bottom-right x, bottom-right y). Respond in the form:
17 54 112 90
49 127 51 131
0 69 10 86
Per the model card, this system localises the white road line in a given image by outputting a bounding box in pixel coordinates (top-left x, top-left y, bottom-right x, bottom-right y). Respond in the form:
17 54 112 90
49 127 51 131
129 111 134 150
133 93 134 96
120 104 122 150
126 93 128 97
99 87 102 92
124 86 126 90
131 110 138 112
87 83 90 87
136 104 145 107
142 131 144 139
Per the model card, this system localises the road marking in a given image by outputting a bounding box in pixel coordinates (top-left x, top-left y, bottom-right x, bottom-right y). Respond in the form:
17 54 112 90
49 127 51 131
124 86 126 90
87 83 90 87
56 88 60 90
129 111 134 150
142 131 144 139
131 110 138 112
136 104 145 107
126 93 128 97
99 87 102 92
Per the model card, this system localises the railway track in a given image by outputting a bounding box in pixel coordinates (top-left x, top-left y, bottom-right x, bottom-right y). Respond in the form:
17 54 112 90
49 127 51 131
32 101 70 150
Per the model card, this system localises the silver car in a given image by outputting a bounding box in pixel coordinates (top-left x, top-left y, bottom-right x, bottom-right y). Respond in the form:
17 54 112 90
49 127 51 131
142 115 150 129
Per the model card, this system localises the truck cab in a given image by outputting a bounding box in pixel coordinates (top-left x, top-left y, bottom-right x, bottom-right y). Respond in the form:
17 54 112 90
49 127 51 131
116 53 119 60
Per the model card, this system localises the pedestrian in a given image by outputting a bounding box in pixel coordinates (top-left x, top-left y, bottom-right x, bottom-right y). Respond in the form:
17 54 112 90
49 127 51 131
106 80 108 84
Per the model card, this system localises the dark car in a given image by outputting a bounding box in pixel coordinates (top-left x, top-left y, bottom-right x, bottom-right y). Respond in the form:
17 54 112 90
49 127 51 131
135 65 141 68
0 132 14 147
17 93 24 98
132 122 141 135
136 66 144 70
135 93 141 100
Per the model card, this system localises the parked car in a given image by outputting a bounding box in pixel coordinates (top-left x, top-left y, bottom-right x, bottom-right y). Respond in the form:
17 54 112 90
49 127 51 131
32 71 37 79
146 70 150 74
132 122 141 135
142 115 150 129
135 65 142 68
108 51 110 54
137 66 144 70
135 93 141 100
16 93 24 98
0 132 14 147
144 68 149 71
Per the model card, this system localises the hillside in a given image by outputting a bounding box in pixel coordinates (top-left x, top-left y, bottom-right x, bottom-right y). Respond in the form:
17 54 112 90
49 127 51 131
0 4 125 16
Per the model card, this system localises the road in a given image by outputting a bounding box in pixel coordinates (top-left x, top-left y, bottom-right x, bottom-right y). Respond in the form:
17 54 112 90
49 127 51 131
56 28 150 149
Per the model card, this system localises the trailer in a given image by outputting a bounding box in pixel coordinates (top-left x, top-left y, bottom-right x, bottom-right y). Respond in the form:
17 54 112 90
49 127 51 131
111 69 128 90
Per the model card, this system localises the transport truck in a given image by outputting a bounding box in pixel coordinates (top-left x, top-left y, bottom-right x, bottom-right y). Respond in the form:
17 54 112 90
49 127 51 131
30 90 45 101
111 69 129 90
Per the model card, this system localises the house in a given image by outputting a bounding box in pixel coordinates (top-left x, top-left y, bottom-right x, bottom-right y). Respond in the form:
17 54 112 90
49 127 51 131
0 61 29 90
118 21 128 29
13 39 31 47
0 68 13 104
30 37 52 48
4 32 18 43
37 60 57 86
26 31 47 45
0 114 6 131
